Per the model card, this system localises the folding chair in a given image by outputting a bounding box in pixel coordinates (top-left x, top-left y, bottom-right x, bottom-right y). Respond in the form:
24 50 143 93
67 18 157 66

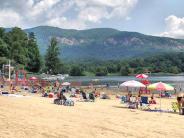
140 96 150 110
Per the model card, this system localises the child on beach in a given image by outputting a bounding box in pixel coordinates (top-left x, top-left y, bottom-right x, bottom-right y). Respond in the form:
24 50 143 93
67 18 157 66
149 94 156 104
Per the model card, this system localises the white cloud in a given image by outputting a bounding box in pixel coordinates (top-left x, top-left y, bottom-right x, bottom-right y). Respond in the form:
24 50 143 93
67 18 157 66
75 0 137 22
0 10 22 27
161 15 184 38
30 0 60 17
46 17 86 29
78 7 108 23
0 0 138 29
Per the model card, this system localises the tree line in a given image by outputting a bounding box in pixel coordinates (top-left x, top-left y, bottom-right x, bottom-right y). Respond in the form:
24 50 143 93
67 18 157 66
0 27 41 72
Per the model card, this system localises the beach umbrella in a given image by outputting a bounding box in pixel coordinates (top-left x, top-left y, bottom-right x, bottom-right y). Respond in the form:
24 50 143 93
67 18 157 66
61 82 71 86
120 80 146 88
136 74 148 79
147 82 174 91
147 82 174 110
29 76 38 81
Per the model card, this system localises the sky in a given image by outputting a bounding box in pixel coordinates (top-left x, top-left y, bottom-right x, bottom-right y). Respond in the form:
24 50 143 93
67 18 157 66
0 0 184 38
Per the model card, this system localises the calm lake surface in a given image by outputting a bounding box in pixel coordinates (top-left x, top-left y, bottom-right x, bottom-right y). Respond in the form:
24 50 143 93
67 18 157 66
65 75 184 87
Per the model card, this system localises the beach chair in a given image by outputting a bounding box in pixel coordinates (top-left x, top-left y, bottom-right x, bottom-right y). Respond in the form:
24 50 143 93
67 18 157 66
165 92 171 97
121 96 128 104
88 93 95 102
140 96 150 110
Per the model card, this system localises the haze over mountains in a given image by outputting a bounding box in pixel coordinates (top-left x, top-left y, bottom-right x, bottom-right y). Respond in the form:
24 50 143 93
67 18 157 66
25 26 184 62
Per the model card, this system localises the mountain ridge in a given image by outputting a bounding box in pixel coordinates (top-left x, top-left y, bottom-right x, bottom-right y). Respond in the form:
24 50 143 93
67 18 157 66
7 26 184 61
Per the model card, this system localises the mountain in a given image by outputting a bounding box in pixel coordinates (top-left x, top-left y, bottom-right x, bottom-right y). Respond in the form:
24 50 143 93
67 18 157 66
25 26 184 62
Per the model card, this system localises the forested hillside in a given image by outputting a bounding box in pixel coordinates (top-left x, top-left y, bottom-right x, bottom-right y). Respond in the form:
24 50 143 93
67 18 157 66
26 26 184 61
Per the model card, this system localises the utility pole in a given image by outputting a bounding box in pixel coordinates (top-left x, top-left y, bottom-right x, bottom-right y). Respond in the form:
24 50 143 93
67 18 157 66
8 60 11 81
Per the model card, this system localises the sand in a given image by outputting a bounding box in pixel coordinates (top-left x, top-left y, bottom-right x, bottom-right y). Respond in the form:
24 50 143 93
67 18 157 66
0 93 184 138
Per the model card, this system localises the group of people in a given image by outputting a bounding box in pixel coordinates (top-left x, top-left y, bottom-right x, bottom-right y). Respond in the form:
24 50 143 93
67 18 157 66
121 92 157 109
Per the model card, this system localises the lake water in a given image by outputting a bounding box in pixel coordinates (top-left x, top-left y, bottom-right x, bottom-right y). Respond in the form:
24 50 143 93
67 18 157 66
64 75 184 89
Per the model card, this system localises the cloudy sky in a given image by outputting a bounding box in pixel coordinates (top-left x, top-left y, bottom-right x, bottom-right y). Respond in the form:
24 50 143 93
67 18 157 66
0 0 184 38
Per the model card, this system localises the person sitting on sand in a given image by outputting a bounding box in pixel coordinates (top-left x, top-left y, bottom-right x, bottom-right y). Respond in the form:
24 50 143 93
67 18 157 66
127 92 132 102
81 90 87 100
0 84 4 88
89 92 95 101
136 94 141 108
94 89 100 97
100 92 110 99
149 94 156 104
57 91 67 104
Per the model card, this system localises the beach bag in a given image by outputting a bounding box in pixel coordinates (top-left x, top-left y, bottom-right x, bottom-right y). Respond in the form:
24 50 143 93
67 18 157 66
64 99 74 106
171 102 178 112
48 93 54 98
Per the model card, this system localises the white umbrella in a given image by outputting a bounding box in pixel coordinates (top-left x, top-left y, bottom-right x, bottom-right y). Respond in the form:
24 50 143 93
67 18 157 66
61 82 71 86
120 80 146 88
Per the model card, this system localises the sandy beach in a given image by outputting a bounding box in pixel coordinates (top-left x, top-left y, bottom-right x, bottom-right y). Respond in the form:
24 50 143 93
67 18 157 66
0 91 183 138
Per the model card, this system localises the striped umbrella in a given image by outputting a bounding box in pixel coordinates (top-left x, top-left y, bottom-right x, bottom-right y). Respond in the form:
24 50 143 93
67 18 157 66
147 82 174 91
147 82 174 110
136 74 148 79
120 80 146 87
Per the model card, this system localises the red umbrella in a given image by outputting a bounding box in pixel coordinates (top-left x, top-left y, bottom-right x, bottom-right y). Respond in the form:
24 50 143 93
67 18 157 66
136 74 148 79
29 76 38 81
141 80 150 85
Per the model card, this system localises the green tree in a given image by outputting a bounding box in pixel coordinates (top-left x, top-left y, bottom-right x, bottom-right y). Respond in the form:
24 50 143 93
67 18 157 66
0 27 5 38
70 65 83 76
26 32 41 72
169 66 180 74
45 37 61 74
0 39 8 57
120 66 131 76
95 67 108 76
